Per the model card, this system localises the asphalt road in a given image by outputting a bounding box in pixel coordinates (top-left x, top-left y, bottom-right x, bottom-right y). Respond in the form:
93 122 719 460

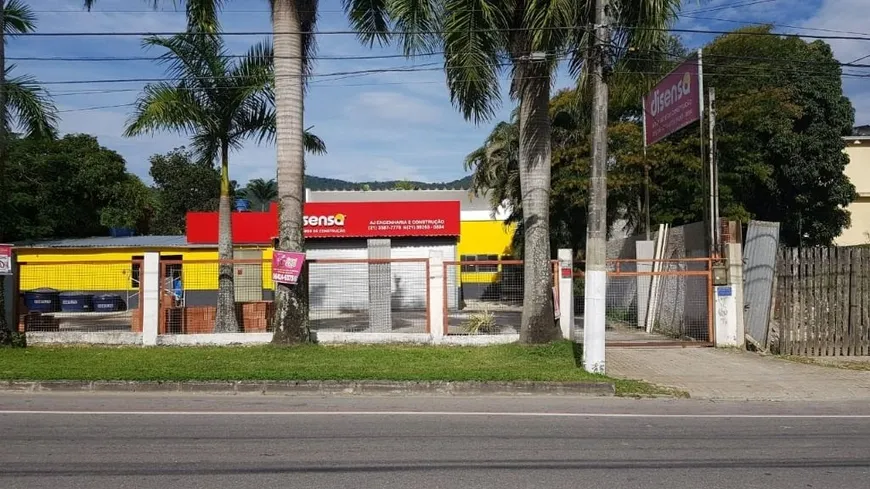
2 394 869 489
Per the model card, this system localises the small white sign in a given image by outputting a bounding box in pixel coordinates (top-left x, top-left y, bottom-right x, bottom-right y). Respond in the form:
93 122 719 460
0 244 11 275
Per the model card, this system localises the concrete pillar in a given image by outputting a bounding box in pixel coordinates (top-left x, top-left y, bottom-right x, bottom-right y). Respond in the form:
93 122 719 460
428 250 444 340
141 252 160 346
367 239 392 332
714 284 739 347
557 249 574 340
726 242 746 347
2 252 18 331
635 240 655 329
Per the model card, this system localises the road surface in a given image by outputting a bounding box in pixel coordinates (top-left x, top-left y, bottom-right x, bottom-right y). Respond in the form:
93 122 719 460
1 394 869 488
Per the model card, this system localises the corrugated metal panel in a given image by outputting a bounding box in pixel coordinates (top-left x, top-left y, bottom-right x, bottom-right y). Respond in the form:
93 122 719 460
14 235 197 249
743 220 781 347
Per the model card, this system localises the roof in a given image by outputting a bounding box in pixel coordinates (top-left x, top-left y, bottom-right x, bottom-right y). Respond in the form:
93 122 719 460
307 189 495 212
14 235 211 249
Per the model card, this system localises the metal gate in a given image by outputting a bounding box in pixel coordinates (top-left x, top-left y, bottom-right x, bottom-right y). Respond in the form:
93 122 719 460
574 258 714 347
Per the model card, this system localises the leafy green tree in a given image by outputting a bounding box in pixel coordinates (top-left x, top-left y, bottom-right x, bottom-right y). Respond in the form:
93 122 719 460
393 179 418 191
99 174 155 234
4 134 133 241
702 25 855 246
148 147 221 235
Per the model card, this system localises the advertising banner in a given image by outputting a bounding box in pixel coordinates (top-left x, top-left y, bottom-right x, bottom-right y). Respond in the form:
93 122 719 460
272 250 306 285
0 245 11 275
643 53 703 146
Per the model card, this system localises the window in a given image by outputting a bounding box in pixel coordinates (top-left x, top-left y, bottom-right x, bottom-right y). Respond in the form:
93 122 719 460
131 255 143 288
461 255 477 272
476 254 499 273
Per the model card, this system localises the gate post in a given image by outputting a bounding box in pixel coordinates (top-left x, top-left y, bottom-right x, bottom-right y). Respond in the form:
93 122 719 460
557 249 574 340
141 252 160 346
428 250 444 342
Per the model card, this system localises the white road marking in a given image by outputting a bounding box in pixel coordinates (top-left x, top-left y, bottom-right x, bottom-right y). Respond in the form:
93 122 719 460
0 410 869 418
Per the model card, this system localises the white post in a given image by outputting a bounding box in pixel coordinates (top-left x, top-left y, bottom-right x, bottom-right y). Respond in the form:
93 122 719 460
714 284 739 347
557 249 574 340
727 242 746 347
141 252 160 346
428 250 444 342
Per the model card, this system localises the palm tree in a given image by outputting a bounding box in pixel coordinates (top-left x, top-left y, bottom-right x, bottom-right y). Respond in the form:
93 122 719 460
349 0 680 343
83 0 333 343
0 0 58 334
125 31 277 333
241 178 278 211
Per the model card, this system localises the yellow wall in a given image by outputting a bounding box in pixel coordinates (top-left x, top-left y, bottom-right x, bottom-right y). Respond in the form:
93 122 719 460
16 220 511 292
836 141 870 246
457 220 516 284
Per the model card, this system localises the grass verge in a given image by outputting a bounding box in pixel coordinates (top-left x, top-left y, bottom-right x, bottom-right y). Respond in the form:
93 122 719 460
780 355 870 371
0 341 681 396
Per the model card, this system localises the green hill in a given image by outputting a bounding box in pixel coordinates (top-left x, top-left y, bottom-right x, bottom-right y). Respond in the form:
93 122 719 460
304 174 473 191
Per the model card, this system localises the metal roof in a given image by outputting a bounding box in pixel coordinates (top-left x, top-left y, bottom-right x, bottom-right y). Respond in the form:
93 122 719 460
307 189 495 212
14 235 210 249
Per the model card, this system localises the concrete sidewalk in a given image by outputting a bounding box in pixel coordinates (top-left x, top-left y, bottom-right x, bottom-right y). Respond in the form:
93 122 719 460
606 347 870 401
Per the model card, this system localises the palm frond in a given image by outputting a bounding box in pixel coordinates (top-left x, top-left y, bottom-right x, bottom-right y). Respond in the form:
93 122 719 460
3 0 37 36
342 0 391 47
184 0 226 32
3 66 59 139
298 0 319 85
442 0 508 123
124 82 211 138
230 93 275 146
303 126 327 155
229 38 273 100
142 33 226 104
386 0 440 56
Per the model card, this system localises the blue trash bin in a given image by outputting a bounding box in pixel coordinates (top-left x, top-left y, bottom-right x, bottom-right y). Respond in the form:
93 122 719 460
24 288 60 313
58 292 93 312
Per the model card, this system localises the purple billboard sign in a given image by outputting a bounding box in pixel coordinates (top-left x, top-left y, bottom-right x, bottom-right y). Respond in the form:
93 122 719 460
642 53 703 146
272 250 306 285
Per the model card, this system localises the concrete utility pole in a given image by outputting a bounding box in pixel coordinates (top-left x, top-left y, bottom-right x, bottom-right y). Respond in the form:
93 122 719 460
583 0 609 374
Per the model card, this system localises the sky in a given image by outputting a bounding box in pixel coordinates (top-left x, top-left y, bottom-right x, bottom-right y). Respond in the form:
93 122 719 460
9 0 870 185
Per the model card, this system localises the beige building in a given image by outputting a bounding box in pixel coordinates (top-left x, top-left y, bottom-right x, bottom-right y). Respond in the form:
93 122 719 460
835 134 870 246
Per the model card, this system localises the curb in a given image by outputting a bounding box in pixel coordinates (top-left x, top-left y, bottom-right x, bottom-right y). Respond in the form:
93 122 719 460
0 380 616 397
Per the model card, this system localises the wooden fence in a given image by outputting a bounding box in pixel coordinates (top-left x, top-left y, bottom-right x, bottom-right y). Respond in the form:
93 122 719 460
773 246 870 356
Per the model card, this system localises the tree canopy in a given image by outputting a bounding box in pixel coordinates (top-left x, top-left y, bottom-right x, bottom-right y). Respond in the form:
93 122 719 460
148 147 222 235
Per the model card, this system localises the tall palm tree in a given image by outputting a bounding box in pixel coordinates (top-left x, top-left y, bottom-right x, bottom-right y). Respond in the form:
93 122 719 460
349 0 680 343
125 31 276 333
241 178 278 210
83 0 332 343
0 0 58 333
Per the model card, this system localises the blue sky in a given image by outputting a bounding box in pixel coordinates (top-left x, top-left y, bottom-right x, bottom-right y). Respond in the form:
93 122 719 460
9 0 870 185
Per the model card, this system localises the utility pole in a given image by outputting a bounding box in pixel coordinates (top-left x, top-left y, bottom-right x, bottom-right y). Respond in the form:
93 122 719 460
0 0 8 333
583 0 609 374
708 87 719 255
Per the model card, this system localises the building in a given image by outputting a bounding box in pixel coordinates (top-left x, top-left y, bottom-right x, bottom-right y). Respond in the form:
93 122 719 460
835 133 870 246
14 189 516 317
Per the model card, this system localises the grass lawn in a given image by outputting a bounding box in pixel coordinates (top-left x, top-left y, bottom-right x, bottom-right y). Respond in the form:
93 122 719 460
781 355 870 371
0 341 681 397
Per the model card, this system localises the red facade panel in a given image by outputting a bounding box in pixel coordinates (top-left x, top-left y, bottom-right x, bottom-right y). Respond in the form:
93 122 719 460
185 201 461 244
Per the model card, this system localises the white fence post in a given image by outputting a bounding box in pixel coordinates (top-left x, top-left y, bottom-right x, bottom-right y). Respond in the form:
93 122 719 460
141 252 160 346
557 249 574 340
428 250 444 342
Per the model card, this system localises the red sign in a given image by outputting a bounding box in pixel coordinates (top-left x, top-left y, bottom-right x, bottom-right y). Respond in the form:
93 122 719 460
272 251 305 285
0 244 11 275
643 54 703 146
186 201 461 244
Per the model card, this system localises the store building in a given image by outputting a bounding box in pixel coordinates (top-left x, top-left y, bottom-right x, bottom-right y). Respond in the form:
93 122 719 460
14 189 515 312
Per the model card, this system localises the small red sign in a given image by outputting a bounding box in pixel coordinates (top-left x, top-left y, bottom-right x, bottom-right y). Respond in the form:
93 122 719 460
0 244 11 275
272 251 306 285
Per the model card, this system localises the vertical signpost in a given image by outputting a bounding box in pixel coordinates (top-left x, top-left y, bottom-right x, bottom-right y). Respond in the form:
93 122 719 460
642 50 717 254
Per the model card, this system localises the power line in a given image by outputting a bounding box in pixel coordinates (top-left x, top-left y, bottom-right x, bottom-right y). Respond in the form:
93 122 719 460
6 52 443 62
681 14 870 38
12 25 870 42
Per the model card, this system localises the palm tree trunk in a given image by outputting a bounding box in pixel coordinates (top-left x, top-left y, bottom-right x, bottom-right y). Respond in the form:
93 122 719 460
270 0 310 344
516 63 559 344
0 0 9 333
215 142 239 333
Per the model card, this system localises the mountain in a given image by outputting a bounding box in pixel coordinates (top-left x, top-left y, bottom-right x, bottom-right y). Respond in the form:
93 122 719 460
304 174 473 191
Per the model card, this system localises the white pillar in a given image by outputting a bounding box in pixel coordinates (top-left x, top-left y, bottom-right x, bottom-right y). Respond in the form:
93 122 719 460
557 249 574 340
726 242 746 348
141 252 160 346
428 250 444 341
714 285 739 347
583 270 606 374
635 240 655 328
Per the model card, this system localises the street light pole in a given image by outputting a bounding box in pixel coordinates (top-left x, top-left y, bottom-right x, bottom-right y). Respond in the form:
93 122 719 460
583 0 609 374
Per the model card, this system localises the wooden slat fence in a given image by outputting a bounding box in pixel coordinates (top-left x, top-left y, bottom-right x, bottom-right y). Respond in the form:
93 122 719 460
773 246 870 356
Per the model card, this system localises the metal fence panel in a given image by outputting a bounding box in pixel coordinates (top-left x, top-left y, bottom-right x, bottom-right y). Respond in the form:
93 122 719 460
743 220 781 347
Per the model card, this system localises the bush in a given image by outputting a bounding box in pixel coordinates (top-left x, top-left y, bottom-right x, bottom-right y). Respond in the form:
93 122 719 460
0 330 27 348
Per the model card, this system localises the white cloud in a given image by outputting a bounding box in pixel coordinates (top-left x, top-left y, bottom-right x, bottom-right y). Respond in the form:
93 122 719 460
346 91 446 124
